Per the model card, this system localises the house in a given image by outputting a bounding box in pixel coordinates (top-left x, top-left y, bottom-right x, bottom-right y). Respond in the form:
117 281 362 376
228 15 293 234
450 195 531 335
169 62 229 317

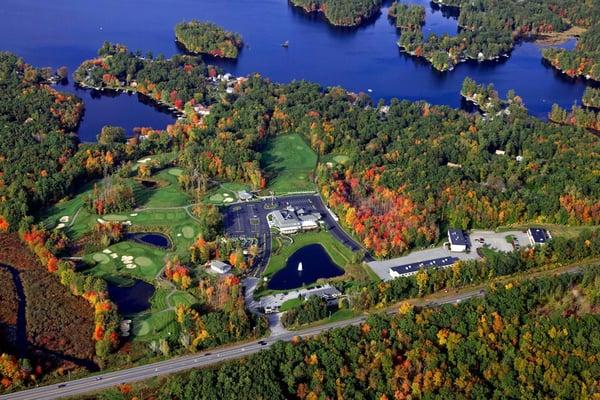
495 149 506 155
389 257 459 279
210 260 232 274
448 229 468 252
527 228 552 246
193 104 211 116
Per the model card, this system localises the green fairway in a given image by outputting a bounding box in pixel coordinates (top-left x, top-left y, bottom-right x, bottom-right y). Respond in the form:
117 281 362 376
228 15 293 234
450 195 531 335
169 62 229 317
264 230 353 277
204 182 249 205
261 134 317 194
84 241 166 281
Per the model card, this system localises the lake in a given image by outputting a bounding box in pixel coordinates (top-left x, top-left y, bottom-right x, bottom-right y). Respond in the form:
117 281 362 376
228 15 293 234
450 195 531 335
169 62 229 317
0 0 590 141
268 244 344 290
106 279 155 315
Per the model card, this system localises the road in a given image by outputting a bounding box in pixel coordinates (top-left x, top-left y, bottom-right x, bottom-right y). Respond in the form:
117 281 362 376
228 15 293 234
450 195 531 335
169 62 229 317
1 290 482 400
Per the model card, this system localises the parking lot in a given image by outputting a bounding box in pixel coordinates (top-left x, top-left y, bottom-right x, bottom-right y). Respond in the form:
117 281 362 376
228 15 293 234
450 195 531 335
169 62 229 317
368 230 530 281
222 194 369 275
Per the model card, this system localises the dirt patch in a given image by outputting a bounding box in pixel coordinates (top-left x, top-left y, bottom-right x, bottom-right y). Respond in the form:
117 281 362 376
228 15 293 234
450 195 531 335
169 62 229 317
534 26 586 45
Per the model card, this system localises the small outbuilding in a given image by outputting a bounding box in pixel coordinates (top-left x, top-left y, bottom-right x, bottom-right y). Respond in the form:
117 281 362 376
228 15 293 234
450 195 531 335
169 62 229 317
448 229 468 252
527 228 552 246
210 260 232 274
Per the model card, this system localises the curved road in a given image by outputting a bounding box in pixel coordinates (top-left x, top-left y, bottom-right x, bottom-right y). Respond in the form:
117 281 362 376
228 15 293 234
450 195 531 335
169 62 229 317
1 289 482 400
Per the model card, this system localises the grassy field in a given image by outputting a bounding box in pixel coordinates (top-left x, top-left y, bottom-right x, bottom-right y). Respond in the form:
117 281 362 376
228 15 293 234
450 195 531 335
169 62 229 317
204 182 249 205
497 223 599 239
264 230 354 277
261 134 317 194
39 165 208 342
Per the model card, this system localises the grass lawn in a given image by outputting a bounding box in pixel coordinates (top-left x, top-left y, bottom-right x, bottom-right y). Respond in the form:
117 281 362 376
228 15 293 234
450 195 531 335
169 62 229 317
497 223 599 240
279 297 303 312
204 182 249 205
264 230 354 277
83 240 167 281
260 134 317 194
134 168 191 209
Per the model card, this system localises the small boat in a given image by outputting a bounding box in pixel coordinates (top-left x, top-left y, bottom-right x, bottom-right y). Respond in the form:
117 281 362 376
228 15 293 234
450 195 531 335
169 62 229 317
297 262 303 271
282 40 289 48
367 88 373 93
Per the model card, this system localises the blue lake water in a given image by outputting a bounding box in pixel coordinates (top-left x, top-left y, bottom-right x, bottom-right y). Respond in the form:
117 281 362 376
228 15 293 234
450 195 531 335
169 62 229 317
0 0 590 141
268 244 344 290
107 279 155 315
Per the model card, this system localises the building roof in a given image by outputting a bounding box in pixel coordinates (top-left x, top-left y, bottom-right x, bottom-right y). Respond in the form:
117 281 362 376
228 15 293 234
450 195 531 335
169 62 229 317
269 210 301 230
390 257 459 277
210 260 231 271
528 227 551 244
448 229 468 246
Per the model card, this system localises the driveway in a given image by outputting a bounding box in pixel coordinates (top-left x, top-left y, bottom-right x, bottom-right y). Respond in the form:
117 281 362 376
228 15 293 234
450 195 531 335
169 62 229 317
368 230 529 281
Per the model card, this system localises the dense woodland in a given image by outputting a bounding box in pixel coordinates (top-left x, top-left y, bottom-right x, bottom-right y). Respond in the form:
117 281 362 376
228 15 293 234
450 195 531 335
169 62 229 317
398 0 574 71
542 24 600 82
175 21 243 59
93 265 600 399
388 2 425 31
0 53 83 231
0 234 97 391
290 0 382 26
582 86 600 108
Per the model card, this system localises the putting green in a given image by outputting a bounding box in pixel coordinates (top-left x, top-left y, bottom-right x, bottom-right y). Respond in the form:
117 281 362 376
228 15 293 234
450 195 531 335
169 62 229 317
167 168 183 176
92 253 110 264
209 193 224 202
135 320 150 336
333 155 350 164
182 226 195 239
134 256 154 267
103 214 128 221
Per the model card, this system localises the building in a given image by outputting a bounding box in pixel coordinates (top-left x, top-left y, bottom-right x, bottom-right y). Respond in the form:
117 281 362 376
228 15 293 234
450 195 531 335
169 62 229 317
267 209 322 234
527 227 552 246
237 190 253 201
210 260 232 274
389 257 459 279
267 210 302 234
448 229 468 252
298 213 321 230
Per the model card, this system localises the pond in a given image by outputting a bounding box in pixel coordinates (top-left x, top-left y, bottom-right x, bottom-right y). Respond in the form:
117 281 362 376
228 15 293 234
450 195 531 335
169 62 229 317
127 232 172 249
107 279 155 315
267 244 344 290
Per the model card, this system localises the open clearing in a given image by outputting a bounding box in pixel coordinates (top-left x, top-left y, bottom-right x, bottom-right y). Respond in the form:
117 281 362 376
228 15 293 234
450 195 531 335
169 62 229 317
261 134 317 194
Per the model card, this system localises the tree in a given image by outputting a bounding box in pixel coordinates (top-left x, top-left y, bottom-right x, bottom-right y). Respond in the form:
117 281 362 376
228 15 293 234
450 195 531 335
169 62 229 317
97 126 126 145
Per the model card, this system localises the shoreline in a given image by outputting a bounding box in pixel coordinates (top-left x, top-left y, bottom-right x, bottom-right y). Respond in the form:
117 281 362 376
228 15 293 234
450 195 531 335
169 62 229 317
533 26 586 46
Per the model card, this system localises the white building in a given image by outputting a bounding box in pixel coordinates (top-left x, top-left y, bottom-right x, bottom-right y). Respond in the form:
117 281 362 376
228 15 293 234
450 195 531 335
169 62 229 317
267 209 322 234
210 260 232 274
448 229 468 252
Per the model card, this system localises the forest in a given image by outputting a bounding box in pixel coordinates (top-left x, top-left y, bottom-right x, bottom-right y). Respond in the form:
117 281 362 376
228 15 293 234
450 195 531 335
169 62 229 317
582 86 600 108
90 264 600 400
398 0 571 71
387 2 424 31
290 0 382 26
0 53 83 231
175 21 243 59
542 24 600 82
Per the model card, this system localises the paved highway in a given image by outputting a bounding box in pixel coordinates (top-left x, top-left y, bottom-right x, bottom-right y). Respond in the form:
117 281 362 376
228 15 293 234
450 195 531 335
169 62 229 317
1 290 482 400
